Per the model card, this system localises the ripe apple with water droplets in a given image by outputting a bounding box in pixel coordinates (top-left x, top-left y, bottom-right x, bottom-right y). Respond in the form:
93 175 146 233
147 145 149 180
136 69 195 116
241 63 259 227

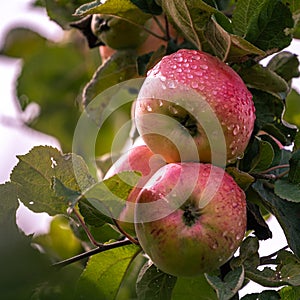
134 162 246 277
134 49 256 164
104 145 166 237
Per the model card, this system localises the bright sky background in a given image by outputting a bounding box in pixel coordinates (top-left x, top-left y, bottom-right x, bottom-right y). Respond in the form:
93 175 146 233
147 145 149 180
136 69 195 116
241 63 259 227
0 1 299 296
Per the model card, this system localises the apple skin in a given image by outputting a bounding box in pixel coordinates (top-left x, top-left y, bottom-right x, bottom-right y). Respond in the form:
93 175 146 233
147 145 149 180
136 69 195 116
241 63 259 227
135 162 247 277
104 145 166 236
134 49 256 164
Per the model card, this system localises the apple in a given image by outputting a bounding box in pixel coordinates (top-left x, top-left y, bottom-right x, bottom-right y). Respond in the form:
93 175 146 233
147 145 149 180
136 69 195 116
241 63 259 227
104 145 166 236
91 14 150 50
134 162 246 277
134 49 256 165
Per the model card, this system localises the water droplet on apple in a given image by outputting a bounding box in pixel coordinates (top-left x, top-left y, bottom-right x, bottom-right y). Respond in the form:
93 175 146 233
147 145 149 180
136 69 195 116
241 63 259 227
195 71 203 76
167 81 176 89
158 100 163 107
200 64 208 70
146 105 153 112
233 125 240 135
191 82 199 89
176 68 183 73
183 63 189 68
187 74 193 79
160 75 166 82
190 64 197 70
169 106 179 115
212 243 218 249
235 234 241 240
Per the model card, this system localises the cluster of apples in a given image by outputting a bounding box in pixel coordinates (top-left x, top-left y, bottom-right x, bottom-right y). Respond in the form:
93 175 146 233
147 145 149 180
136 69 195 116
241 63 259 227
105 49 256 277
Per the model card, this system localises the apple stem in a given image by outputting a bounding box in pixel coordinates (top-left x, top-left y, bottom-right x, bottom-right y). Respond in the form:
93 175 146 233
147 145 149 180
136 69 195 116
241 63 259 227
152 15 167 37
111 218 140 245
72 207 102 247
52 238 136 269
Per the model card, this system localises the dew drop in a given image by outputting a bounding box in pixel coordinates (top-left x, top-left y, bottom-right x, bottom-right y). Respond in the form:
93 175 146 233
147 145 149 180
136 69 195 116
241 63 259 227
183 63 190 68
168 81 176 89
192 55 201 60
171 64 177 69
169 106 179 115
191 82 199 89
146 105 153 112
177 56 183 62
160 75 166 82
200 64 208 70
187 74 194 79
233 125 240 136
212 243 218 249
29 201 34 205
191 64 198 70
236 234 241 240
158 100 164 107
176 68 183 73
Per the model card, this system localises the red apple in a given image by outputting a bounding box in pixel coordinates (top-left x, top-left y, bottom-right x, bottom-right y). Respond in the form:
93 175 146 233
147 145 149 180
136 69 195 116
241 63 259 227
104 145 166 236
134 49 256 165
135 162 247 277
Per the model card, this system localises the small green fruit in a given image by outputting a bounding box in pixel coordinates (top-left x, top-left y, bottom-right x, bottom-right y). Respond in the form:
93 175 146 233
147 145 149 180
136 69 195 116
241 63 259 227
91 14 150 50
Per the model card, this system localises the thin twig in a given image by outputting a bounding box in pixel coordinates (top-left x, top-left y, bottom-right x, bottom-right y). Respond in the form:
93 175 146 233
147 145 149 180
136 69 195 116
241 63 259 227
111 217 139 245
260 245 289 265
276 170 289 179
72 207 102 246
261 164 290 174
52 239 135 269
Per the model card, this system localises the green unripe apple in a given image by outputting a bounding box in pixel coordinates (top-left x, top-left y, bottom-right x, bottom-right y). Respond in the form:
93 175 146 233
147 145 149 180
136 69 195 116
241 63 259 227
135 162 247 277
91 14 150 50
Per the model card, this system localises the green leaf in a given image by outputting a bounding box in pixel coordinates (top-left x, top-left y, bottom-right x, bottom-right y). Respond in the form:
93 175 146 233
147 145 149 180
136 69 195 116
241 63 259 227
79 198 112 226
295 131 300 151
267 51 300 83
279 285 300 300
274 178 300 203
250 138 274 172
252 179 300 258
226 167 255 191
44 0 88 29
230 236 260 270
83 50 139 108
250 89 297 146
10 146 95 216
205 14 265 62
130 0 162 15
289 149 300 183
205 266 244 300
172 275 217 300
136 262 177 300
76 243 140 300
276 250 300 286
0 182 19 223
0 27 47 59
161 0 220 51
233 0 294 51
74 0 151 25
241 290 280 300
245 201 272 240
232 0 262 37
239 64 289 97
284 89 300 129
81 171 141 221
